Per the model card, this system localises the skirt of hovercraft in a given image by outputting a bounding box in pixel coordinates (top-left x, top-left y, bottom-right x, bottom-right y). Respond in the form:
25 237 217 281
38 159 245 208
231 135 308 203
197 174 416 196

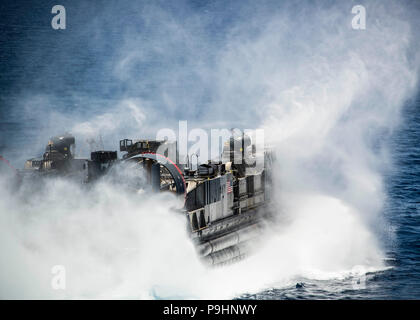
197 223 262 266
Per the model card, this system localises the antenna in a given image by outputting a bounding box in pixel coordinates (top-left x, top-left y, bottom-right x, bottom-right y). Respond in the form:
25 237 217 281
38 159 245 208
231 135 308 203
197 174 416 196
185 154 190 170
99 134 104 150
190 153 199 170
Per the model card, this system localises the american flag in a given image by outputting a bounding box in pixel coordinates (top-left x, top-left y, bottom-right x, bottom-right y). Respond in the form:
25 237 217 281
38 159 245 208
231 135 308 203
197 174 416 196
227 177 233 193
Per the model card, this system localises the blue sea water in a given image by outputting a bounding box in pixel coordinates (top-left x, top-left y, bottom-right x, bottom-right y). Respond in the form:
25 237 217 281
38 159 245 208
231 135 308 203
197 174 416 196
242 97 420 300
0 0 419 299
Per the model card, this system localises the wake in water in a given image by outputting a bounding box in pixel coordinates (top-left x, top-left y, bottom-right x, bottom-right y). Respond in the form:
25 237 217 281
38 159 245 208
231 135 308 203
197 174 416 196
0 0 419 299
0 159 391 300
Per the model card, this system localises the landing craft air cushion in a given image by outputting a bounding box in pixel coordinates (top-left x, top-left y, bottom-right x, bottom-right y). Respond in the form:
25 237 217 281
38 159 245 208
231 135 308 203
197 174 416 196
18 132 275 266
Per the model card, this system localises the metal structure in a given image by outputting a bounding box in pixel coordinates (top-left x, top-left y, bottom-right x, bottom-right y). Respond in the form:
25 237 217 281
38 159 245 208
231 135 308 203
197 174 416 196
19 132 275 266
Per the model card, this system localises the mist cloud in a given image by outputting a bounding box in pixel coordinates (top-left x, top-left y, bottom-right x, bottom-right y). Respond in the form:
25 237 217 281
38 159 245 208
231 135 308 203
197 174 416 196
0 0 419 299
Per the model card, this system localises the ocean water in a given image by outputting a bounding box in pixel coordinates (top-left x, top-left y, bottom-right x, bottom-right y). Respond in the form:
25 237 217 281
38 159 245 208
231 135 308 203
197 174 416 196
0 0 419 299
242 97 420 300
